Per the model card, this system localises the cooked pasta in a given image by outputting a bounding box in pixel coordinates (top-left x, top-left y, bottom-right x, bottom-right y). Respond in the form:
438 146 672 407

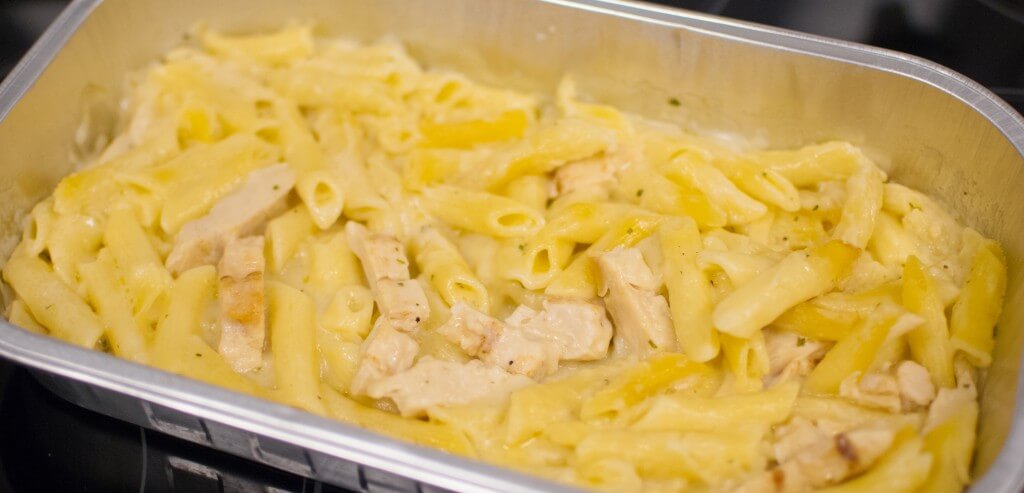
1 25 1006 493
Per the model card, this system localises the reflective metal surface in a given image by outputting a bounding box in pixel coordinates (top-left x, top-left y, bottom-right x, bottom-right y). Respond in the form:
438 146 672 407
0 0 1022 491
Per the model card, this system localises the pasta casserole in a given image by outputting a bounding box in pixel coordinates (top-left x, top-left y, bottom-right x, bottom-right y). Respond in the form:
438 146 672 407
1 25 1008 492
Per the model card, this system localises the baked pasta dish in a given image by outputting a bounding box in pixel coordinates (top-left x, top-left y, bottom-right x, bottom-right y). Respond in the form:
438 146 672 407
1 25 1008 492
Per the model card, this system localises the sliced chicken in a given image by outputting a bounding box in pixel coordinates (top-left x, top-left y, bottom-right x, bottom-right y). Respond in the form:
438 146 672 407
438 302 558 379
554 157 618 196
596 247 676 354
896 360 936 409
839 371 902 413
738 426 896 493
350 318 419 395
554 146 638 196
772 417 830 464
345 221 428 332
925 386 977 433
167 164 294 275
217 236 267 373
764 330 827 384
368 356 534 417
505 300 613 360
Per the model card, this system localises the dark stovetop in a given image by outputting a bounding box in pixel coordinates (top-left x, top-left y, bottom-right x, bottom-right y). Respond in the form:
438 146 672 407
0 0 1023 492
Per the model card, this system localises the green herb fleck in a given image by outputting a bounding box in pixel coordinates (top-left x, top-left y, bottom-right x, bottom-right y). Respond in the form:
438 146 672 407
397 258 407 264
797 337 807 347
272 185 280 191
627 227 636 235
195 353 202 357
813 205 820 211
668 97 681 107
648 340 658 349
518 244 526 252
636 189 644 198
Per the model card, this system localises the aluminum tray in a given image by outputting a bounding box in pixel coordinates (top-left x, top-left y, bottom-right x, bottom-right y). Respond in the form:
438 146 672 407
2 0 1024 491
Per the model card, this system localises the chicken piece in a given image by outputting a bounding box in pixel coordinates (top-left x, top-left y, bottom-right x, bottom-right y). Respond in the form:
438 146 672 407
554 158 618 196
596 247 676 354
438 302 506 355
350 319 419 395
167 164 294 275
839 371 902 413
554 145 638 196
345 222 428 333
505 300 613 361
376 279 430 332
216 236 267 373
738 426 896 493
764 330 827 384
896 360 936 409
368 357 534 417
347 223 409 283
772 417 830 463
438 303 558 379
925 386 977 433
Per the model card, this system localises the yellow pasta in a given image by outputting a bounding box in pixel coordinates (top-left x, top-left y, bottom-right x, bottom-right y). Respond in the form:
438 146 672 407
420 185 544 238
274 99 346 229
103 207 172 317
581 354 716 419
265 206 317 272
3 248 104 348
804 306 901 394
46 213 103 296
659 217 719 361
949 241 1007 367
268 282 325 414
412 228 489 311
720 331 770 391
9 26 1004 493
629 381 798 432
79 250 149 363
320 285 375 340
502 174 549 211
307 231 364 292
420 109 530 148
833 167 884 248
712 240 859 338
753 141 869 187
919 401 978 493
902 256 955 388
6 299 46 334
574 428 766 483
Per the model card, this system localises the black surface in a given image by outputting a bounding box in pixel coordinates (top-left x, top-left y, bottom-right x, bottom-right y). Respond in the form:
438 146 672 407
1 0 1023 492
0 365 341 493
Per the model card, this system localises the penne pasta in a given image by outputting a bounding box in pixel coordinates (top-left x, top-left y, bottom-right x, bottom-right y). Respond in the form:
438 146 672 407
12 26 1002 493
420 185 544 238
268 282 326 414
